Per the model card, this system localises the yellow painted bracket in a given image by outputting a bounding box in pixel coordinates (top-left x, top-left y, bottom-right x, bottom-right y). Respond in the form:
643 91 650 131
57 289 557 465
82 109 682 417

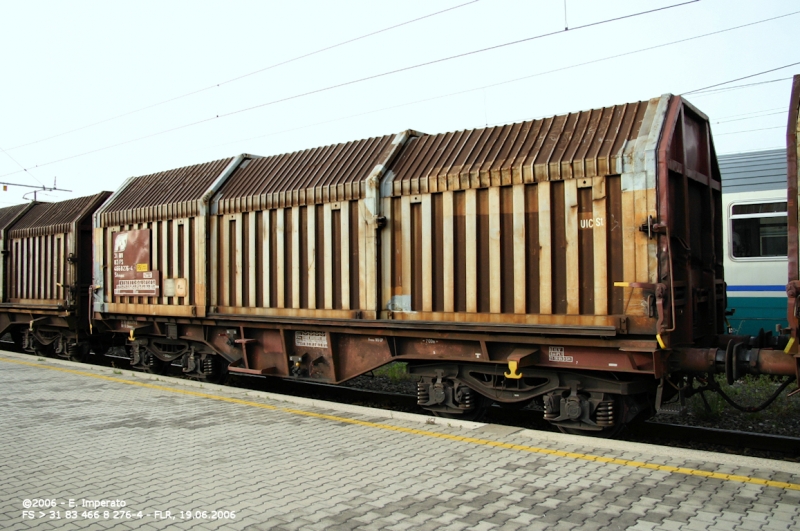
785 336 795 354
503 348 539 380
504 360 522 379
129 329 135 341
656 334 666 349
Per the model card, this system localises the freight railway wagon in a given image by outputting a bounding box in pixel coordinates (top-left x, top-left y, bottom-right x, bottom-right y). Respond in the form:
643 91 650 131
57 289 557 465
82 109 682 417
2 90 798 435
0 194 112 359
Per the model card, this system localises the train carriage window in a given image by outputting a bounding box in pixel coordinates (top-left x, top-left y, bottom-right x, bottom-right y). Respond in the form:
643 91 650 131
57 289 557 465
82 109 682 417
730 201 787 258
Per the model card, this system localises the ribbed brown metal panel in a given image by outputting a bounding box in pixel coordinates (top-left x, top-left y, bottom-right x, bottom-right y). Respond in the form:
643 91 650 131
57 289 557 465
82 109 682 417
383 98 670 335
215 135 396 214
0 203 36 303
390 102 649 191
95 156 245 319
6 192 111 305
10 193 111 238
209 133 412 319
99 158 234 225
0 204 31 236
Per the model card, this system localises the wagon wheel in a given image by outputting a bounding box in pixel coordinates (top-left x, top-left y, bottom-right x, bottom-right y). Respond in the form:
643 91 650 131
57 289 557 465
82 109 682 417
7 329 23 351
556 422 627 439
34 342 55 358
129 347 169 375
432 393 491 422
185 355 228 385
69 342 91 363
204 361 229 385
555 393 631 438
91 341 111 357
142 354 169 375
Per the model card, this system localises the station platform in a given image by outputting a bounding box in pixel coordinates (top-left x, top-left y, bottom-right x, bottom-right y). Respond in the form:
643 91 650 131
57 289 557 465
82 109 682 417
1 350 799 531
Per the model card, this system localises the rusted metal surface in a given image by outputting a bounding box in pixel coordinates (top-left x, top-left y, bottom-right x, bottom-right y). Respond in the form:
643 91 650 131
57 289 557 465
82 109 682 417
382 102 660 324
98 216 201 313
94 156 248 318
388 102 649 193
672 347 797 378
0 203 36 303
7 193 110 303
214 135 405 213
98 158 235 226
10 193 110 238
208 133 414 319
93 93 733 393
97 94 725 351
0 203 33 237
381 95 723 346
0 193 110 351
756 348 799 377
657 97 724 347
787 75 800 349
121 316 660 384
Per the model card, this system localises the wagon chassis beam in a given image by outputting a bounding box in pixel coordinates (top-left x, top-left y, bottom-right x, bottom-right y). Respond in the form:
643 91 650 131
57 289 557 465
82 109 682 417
100 313 657 351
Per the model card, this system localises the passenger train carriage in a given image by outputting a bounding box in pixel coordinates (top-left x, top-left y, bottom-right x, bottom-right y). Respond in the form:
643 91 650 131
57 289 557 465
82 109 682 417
720 149 788 337
1 82 799 436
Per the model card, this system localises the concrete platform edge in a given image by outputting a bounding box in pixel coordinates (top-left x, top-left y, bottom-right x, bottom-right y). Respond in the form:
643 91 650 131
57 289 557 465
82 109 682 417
3 349 799 476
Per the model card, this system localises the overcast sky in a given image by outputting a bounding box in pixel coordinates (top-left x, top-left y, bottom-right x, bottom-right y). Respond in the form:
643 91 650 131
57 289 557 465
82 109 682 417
0 0 796 205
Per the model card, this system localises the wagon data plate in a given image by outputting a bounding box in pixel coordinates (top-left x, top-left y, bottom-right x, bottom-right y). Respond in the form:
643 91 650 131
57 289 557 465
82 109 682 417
295 331 328 349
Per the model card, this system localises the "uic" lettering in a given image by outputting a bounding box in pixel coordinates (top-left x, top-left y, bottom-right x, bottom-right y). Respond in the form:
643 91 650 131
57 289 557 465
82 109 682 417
580 217 604 229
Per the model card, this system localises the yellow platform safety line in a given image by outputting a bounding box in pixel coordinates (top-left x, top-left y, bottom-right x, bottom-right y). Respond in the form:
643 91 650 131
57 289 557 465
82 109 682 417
2 355 799 492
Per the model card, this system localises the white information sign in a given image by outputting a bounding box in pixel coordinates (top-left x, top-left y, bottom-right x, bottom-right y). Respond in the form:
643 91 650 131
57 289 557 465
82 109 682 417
548 346 574 363
295 331 328 349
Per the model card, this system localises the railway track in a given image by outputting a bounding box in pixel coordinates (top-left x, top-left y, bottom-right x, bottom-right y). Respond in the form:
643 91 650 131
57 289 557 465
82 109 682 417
6 344 798 462
627 422 800 458
224 372 800 461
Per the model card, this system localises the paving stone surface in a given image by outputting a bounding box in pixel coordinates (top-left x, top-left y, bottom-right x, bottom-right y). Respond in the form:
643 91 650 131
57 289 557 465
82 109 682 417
1 352 799 531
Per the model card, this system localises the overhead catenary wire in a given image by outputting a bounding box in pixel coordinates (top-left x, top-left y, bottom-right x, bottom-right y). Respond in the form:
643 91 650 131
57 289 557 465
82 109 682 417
0 143 71 195
682 64 800 95
0 145 44 187
4 0 482 153
0 0 706 179
216 1 700 120
687 77 793 97
210 8 800 150
714 106 785 120
713 125 785 136
714 110 786 124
